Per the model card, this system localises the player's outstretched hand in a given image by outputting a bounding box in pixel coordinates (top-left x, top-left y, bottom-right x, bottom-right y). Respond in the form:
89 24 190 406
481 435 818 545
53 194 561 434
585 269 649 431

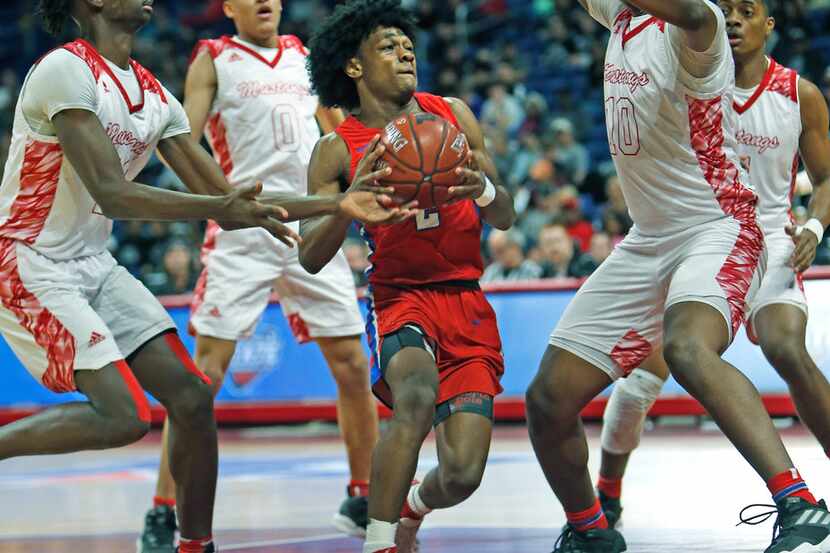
221 182 301 247
786 223 819 273
447 151 486 203
349 135 393 194
339 191 418 226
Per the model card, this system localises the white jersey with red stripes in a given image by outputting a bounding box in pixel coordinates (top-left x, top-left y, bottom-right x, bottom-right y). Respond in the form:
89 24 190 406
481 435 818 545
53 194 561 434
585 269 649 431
193 35 320 197
0 39 186 260
588 1 757 236
733 59 801 234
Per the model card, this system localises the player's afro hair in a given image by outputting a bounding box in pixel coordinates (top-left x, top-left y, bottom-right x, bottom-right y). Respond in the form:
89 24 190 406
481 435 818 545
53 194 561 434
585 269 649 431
307 0 418 111
37 0 73 36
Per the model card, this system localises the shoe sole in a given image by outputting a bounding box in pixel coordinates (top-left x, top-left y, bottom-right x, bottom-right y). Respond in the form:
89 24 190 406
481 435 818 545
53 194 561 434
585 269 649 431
818 533 830 553
332 513 366 538
135 537 175 553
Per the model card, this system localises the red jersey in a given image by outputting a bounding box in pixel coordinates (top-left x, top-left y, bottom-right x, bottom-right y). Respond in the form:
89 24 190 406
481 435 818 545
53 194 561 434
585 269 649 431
334 93 484 287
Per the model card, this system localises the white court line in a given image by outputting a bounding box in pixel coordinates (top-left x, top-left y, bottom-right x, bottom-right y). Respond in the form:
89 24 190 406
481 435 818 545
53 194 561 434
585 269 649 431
222 533 346 550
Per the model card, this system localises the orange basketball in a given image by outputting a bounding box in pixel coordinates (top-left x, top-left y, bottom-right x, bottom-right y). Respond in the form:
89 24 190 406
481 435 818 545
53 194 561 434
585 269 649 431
374 113 470 209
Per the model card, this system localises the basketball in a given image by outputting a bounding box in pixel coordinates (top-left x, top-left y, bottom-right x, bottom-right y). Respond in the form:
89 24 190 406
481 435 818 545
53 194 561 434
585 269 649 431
375 112 470 209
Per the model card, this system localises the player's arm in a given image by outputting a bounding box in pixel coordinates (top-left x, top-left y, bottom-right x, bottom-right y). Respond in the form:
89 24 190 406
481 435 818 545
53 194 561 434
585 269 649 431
624 0 718 51
52 109 289 235
315 105 345 135
446 97 516 230
299 134 414 274
788 78 830 272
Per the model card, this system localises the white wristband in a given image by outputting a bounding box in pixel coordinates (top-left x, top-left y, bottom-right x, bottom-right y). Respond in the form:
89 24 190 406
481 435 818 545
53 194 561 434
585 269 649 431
475 174 497 208
802 218 826 242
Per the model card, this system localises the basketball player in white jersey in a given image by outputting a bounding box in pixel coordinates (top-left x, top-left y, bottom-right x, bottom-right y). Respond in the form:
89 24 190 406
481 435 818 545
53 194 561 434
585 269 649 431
525 1 830 552
592 1 830 550
139 2 382 550
1 2 411 552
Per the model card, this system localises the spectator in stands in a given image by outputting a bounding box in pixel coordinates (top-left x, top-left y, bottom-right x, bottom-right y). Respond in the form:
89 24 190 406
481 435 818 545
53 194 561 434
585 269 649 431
481 83 525 137
558 187 593 252
537 223 597 279
147 241 200 296
600 174 633 238
343 238 370 288
549 117 589 186
482 229 543 283
587 231 614 266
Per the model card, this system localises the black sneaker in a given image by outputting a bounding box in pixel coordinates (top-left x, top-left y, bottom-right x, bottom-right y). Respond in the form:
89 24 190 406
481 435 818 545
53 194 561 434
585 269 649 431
738 497 830 553
552 524 627 552
137 505 177 553
598 491 623 529
332 492 369 537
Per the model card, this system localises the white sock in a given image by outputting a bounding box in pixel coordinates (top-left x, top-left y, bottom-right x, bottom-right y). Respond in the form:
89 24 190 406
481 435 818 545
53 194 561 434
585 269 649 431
363 519 397 553
407 483 432 516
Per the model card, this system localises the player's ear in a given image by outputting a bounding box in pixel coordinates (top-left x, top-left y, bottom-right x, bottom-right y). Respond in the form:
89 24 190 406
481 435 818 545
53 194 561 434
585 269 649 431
345 57 363 80
765 16 775 38
222 0 234 20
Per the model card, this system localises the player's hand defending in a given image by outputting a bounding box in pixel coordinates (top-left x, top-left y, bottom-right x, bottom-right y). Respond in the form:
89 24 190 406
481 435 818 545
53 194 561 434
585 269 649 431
339 191 418 226
786 223 819 273
447 151 486 203
221 182 301 247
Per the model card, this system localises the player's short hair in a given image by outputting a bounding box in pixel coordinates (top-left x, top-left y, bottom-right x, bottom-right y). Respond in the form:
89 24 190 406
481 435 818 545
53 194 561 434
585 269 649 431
37 0 73 36
307 0 418 110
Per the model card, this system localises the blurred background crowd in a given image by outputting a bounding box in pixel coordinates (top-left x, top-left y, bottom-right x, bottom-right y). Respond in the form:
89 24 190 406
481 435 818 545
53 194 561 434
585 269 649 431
1 0 830 292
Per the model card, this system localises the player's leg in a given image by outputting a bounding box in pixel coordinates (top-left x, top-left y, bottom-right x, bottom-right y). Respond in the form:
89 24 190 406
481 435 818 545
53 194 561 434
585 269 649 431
598 352 669 527
153 336 236 503
0 361 150 459
755 303 830 454
394 397 494 553
663 220 830 552
143 336 235 553
0 243 151 458
129 332 217 550
363 327 438 553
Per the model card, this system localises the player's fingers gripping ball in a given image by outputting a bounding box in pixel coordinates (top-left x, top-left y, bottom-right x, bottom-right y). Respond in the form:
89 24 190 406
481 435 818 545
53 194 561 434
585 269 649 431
374 113 470 209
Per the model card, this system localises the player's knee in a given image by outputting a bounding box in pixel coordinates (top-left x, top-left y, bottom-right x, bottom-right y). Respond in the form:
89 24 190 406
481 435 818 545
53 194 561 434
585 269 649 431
104 412 150 447
329 352 370 395
663 336 707 378
525 375 566 424
443 454 486 500
393 384 437 433
762 340 814 385
166 379 214 426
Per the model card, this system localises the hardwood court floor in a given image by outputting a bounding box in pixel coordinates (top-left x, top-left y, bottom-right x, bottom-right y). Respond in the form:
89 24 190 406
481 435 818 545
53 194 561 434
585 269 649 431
1 422 826 552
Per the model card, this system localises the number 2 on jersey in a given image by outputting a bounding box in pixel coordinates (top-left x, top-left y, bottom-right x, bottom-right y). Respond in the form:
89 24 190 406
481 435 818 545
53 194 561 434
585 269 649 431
271 104 300 152
416 208 440 230
605 96 641 156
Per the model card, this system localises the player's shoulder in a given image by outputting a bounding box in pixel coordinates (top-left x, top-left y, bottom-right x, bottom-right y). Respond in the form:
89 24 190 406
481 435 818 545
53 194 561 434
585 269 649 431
39 40 102 81
796 76 827 117
314 130 349 158
189 35 233 65
765 59 800 104
279 34 309 56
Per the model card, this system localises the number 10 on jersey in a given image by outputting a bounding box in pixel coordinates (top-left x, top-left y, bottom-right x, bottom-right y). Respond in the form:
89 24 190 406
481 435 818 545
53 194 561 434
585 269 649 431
605 96 641 156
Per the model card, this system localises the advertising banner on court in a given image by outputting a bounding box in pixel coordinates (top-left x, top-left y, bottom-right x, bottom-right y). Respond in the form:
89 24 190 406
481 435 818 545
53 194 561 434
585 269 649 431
1 279 828 419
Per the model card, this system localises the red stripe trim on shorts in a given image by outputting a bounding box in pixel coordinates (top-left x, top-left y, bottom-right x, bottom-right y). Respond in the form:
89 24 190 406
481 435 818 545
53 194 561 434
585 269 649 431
164 332 212 386
114 360 151 423
610 329 652 376
0 239 77 392
687 96 764 337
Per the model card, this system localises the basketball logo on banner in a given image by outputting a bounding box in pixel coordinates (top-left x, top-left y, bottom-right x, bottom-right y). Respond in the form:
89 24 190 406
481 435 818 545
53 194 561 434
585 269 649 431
225 324 282 396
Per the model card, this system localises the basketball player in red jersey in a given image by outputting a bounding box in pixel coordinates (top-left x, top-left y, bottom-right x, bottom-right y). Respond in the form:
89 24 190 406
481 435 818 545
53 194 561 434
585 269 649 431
594 0 830 548
301 1 516 551
140 2 385 549
0 2 408 552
